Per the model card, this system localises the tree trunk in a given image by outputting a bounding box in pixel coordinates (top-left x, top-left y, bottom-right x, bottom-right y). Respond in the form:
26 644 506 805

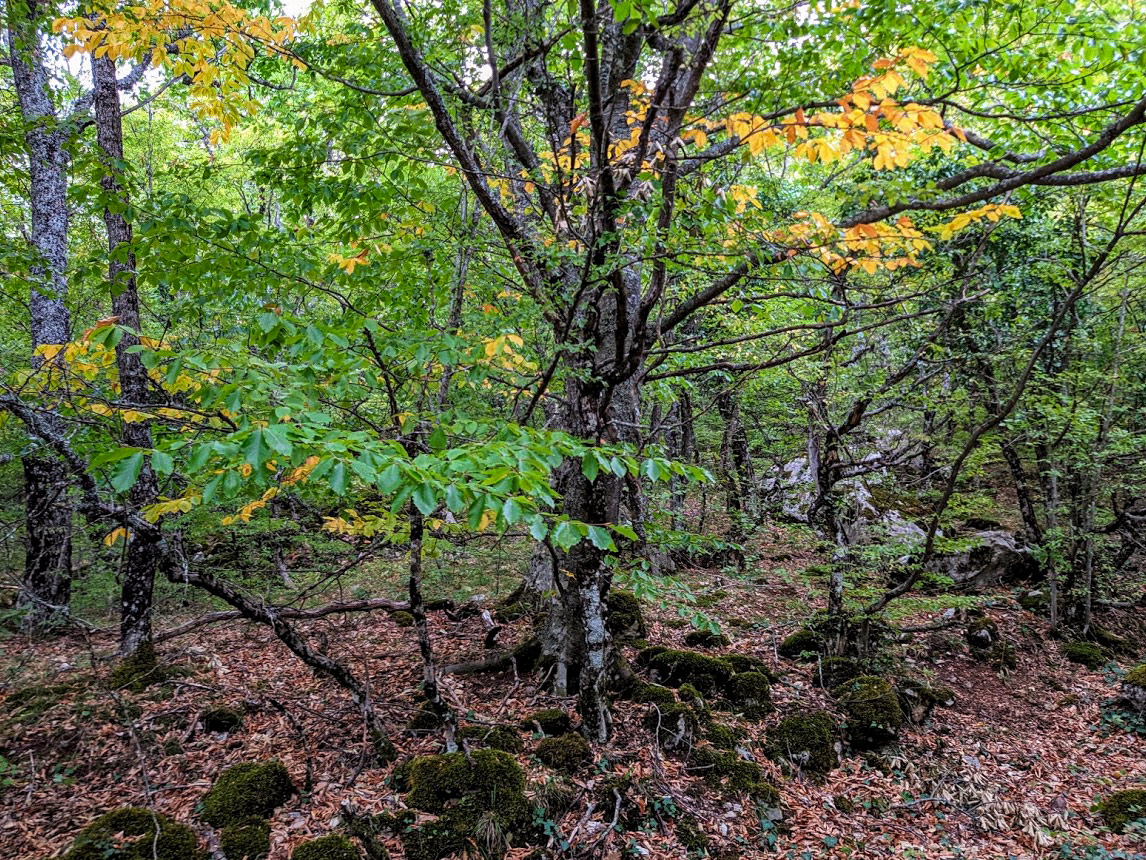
93 51 161 658
7 0 74 629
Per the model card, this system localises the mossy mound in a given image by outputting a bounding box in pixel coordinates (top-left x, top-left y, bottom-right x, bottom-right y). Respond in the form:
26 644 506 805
1123 664 1146 715
606 590 647 640
1 682 73 725
493 602 528 623
642 701 699 749
520 708 571 736
834 676 904 749
220 818 270 860
536 733 591 772
592 774 655 831
704 723 743 750
291 834 360 860
812 657 860 689
402 750 531 860
677 683 705 706
723 654 777 681
895 680 954 725
722 672 772 719
674 813 709 854
630 682 677 707
201 761 296 827
202 705 244 734
1098 789 1146 834
965 617 1000 650
684 630 731 648
1091 625 1132 655
62 808 202 860
635 645 670 667
392 611 415 628
1063 641 1106 669
457 724 523 754
777 629 823 661
766 710 838 775
1018 590 1050 613
647 649 733 694
109 645 167 692
1125 664 1146 686
406 704 444 733
685 745 780 802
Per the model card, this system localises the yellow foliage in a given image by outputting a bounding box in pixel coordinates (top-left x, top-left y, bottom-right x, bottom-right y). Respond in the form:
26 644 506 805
934 203 1022 239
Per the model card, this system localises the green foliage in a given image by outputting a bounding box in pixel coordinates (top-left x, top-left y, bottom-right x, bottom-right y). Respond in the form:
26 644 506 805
766 711 839 775
62 808 202 860
291 835 361 860
1097 789 1146 834
833 676 904 749
220 818 270 860
535 733 591 772
201 761 296 827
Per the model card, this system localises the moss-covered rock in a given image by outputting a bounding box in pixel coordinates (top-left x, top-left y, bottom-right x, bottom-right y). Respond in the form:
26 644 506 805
684 630 731 648
1063 641 1105 669
630 683 677 707
1122 664 1146 715
1018 590 1050 613
202 705 244 734
766 710 838 775
685 745 778 801
406 703 446 734
894 680 954 725
674 813 709 854
723 671 772 719
724 654 777 681
642 701 698 749
647 649 734 694
811 657 860 689
677 683 705 706
964 617 999 650
291 834 361 860
520 708 571 736
62 808 202 860
705 723 743 751
109 645 166 692
635 645 670 667
1091 625 1131 655
834 676 904 749
457 724 523 754
1098 789 1146 834
220 818 270 860
777 629 823 660
536 733 591 772
391 611 415 628
201 761 296 827
606 590 647 640
494 602 528 623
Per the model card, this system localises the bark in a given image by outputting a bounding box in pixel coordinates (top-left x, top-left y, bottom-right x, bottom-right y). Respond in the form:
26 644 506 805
93 51 161 658
7 0 74 628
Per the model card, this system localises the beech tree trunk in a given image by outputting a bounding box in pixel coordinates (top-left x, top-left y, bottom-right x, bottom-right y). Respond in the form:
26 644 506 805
93 52 161 657
7 0 74 628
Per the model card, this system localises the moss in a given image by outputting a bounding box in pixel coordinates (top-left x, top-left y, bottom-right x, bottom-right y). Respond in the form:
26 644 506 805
1091 625 1131 654
201 761 296 827
392 611 415 628
520 708 571 736
834 676 904 749
722 672 772 719
647 649 734 694
724 654 777 681
635 645 670 667
62 808 202 860
675 814 709 854
109 645 166 692
811 657 860 689
677 683 705 706
606 590 647 640
705 723 743 750
685 746 777 800
1063 641 1106 670
220 818 270 860
457 724 523 754
642 701 697 748
694 590 729 609
202 705 244 734
2 682 73 724
777 629 823 660
766 710 838 774
406 704 444 734
631 683 677 707
684 630 731 648
1126 664 1146 687
834 794 857 814
291 834 361 860
1018 590 1049 613
1098 789 1146 834
988 640 1018 670
965 617 999 650
895 680 954 724
536 733 591 772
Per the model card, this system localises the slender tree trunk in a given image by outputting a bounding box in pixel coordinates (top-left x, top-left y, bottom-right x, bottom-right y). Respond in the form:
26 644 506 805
408 506 457 751
7 0 74 629
93 51 161 657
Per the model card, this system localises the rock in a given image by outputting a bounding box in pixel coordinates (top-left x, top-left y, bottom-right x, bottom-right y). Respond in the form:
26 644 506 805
1062 642 1105 670
777 629 823 661
201 761 296 828
520 708 572 736
934 531 1038 589
605 590 646 640
833 676 904 749
455 724 523 753
1121 664 1146 715
62 808 203 860
766 710 839 774
536 733 591 772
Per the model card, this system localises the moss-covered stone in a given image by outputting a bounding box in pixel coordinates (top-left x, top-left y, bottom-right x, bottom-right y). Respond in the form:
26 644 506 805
520 708 571 736
777 629 823 661
109 645 166 692
723 671 772 719
811 657 860 689
202 705 244 734
684 630 731 648
1125 664 1146 686
220 818 270 860
647 649 734 694
392 611 415 628
766 710 838 774
62 808 202 860
1098 789 1146 834
1063 642 1106 669
635 645 670 667
457 724 523 754
895 680 954 725
536 733 591 772
631 683 677 707
494 602 528 623
987 640 1018 669
606 590 647 640
674 814 709 854
1091 625 1131 655
705 723 743 750
1018 590 1050 613
676 683 705 706
201 761 296 827
724 654 777 681
685 745 778 801
642 701 698 749
406 704 445 734
965 617 999 650
834 676 904 749
291 834 360 860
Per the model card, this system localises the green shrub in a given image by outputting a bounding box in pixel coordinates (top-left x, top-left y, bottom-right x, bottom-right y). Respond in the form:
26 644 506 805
201 761 296 827
766 710 838 774
291 834 360 860
834 676 904 749
1097 788 1146 834
220 818 270 860
520 708 571 736
536 733 591 772
1063 642 1105 670
62 808 202 860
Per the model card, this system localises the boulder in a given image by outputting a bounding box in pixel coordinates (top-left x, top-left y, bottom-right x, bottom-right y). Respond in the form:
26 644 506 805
933 530 1038 589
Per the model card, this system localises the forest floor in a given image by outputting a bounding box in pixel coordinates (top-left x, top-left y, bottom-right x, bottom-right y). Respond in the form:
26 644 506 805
2 526 1145 860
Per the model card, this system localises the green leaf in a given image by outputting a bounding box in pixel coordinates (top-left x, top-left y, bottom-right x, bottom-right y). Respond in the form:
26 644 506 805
587 525 616 551
329 461 348 495
111 452 144 493
413 483 437 515
552 520 580 550
151 450 173 476
581 452 599 481
263 424 292 457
